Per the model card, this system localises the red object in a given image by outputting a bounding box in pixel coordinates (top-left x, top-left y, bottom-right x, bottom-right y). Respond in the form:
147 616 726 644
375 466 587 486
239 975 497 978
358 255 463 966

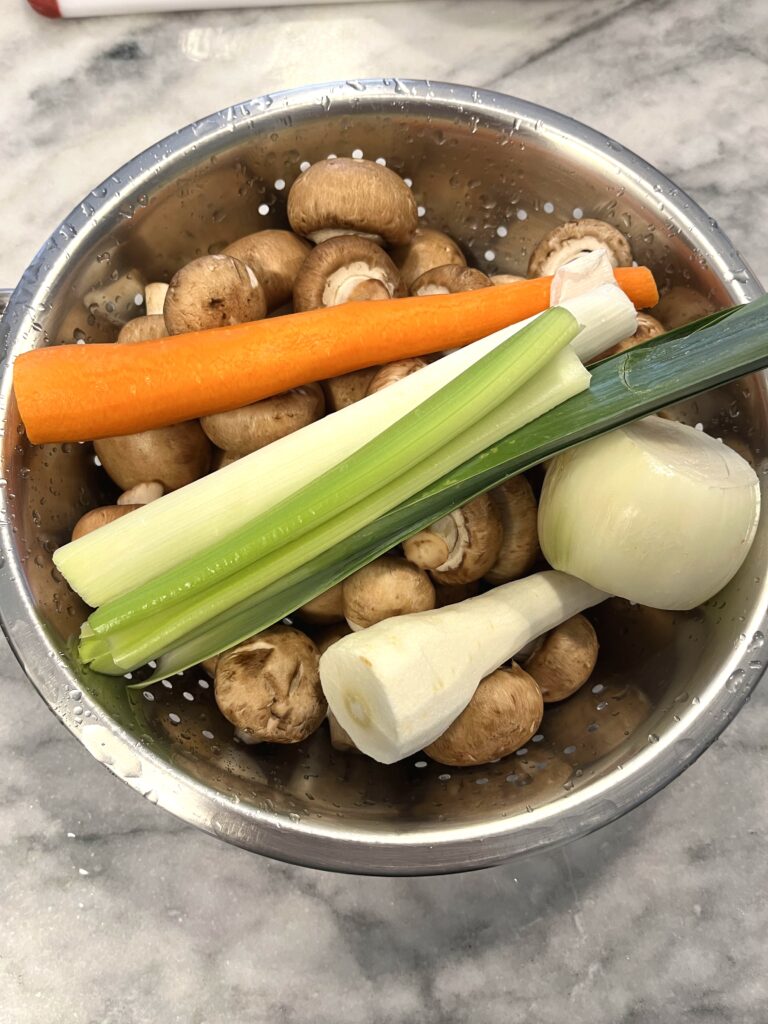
27 0 62 15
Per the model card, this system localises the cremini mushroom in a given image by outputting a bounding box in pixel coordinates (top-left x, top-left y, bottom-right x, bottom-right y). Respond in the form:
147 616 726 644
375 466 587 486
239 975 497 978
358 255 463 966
433 580 480 607
390 227 466 290
321 368 380 411
424 663 544 766
213 449 242 470
214 625 326 744
94 420 211 492
484 476 540 584
522 613 598 702
654 286 717 329
342 555 436 631
365 358 427 396
403 493 503 585
328 711 357 753
71 504 141 541
491 273 526 286
223 229 311 310
527 218 633 277
117 481 164 505
163 254 266 334
201 655 219 678
593 312 665 361
410 264 492 297
287 157 418 245
296 583 345 626
292 235 405 312
200 383 324 456
117 282 168 343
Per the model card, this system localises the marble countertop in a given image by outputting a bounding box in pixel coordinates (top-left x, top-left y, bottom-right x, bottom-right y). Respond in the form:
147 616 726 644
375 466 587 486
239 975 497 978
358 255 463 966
2 1 768 1021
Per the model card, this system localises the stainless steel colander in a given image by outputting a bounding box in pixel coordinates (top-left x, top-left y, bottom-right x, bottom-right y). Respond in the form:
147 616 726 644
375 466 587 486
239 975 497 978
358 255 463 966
0 80 765 875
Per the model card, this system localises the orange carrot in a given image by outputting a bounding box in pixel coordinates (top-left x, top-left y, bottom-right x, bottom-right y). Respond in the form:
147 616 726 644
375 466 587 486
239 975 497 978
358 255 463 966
14 267 657 444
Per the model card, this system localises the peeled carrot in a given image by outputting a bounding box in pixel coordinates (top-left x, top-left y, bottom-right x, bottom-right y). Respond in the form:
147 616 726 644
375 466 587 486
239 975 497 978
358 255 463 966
14 267 657 444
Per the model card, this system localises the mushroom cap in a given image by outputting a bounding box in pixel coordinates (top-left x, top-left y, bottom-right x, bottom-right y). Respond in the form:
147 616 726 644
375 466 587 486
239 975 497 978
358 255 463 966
71 504 141 541
287 157 418 245
342 555 436 631
212 448 242 470
593 312 665 361
214 625 326 744
313 620 352 656
117 481 164 505
200 382 324 455
223 229 312 310
296 582 345 626
404 493 503 585
424 663 544 766
484 476 540 584
117 314 168 344
292 235 405 312
528 218 633 277
410 264 492 297
654 286 716 329
433 580 480 607
524 613 599 703
390 227 466 289
163 254 267 334
94 420 212 492
200 655 219 677
366 358 427 396
491 273 526 286
321 367 380 411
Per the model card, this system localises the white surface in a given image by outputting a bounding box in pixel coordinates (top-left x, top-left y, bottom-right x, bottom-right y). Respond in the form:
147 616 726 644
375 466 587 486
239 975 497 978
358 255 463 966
2 2 768 1023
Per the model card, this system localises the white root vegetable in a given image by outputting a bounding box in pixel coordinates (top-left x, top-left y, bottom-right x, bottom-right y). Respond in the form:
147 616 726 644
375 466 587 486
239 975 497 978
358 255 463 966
539 417 761 610
319 570 606 763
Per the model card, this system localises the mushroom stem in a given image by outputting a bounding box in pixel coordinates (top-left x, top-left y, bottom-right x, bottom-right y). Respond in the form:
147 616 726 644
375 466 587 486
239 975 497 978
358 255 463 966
144 282 169 317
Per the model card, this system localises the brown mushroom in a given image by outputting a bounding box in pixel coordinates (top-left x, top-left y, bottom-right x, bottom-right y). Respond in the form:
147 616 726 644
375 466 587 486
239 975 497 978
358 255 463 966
424 663 544 766
410 264 492 297
491 273 526 286
163 254 267 335
117 481 164 505
223 229 312 310
214 625 326 744
287 157 418 245
484 477 540 584
390 227 466 290
527 218 633 277
200 383 324 456
71 504 141 541
117 283 168 343
403 494 503 585
342 555 436 631
654 286 717 329
321 368 380 411
523 614 599 703
433 580 480 607
201 655 219 678
94 420 211 492
296 583 345 626
213 449 242 470
365 358 427 396
313 620 352 656
593 312 665 362
292 236 405 313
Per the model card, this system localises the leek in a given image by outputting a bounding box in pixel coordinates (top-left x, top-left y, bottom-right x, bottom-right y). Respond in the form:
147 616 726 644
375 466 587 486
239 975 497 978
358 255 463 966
82 306 581 672
55 286 629 608
147 294 768 678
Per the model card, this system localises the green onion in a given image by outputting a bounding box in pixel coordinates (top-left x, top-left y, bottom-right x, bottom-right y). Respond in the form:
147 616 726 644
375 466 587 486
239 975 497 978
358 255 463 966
82 306 581 672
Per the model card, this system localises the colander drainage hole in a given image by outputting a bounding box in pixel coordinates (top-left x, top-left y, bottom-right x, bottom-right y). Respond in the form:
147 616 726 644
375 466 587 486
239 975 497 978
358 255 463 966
438 773 451 781
351 148 364 159
496 225 508 238
274 178 285 191
142 691 155 702
413 760 427 768
258 203 270 216
591 683 605 694
197 678 210 689
375 157 387 166
517 209 528 221
202 730 214 740
182 691 194 702
475 777 489 785
572 207 584 219
299 160 311 172
484 249 495 262
543 201 555 214
563 744 577 755
168 713 181 725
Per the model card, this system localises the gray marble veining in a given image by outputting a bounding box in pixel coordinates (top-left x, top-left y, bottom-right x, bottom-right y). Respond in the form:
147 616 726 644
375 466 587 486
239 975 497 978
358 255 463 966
2 1 768 1022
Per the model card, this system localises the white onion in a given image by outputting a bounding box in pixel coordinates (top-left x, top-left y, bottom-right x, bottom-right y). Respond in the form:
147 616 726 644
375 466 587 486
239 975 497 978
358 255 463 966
538 417 761 610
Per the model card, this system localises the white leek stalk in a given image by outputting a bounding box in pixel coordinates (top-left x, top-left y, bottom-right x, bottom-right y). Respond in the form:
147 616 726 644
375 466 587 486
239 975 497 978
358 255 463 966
319 570 607 763
55 282 634 608
538 417 761 610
